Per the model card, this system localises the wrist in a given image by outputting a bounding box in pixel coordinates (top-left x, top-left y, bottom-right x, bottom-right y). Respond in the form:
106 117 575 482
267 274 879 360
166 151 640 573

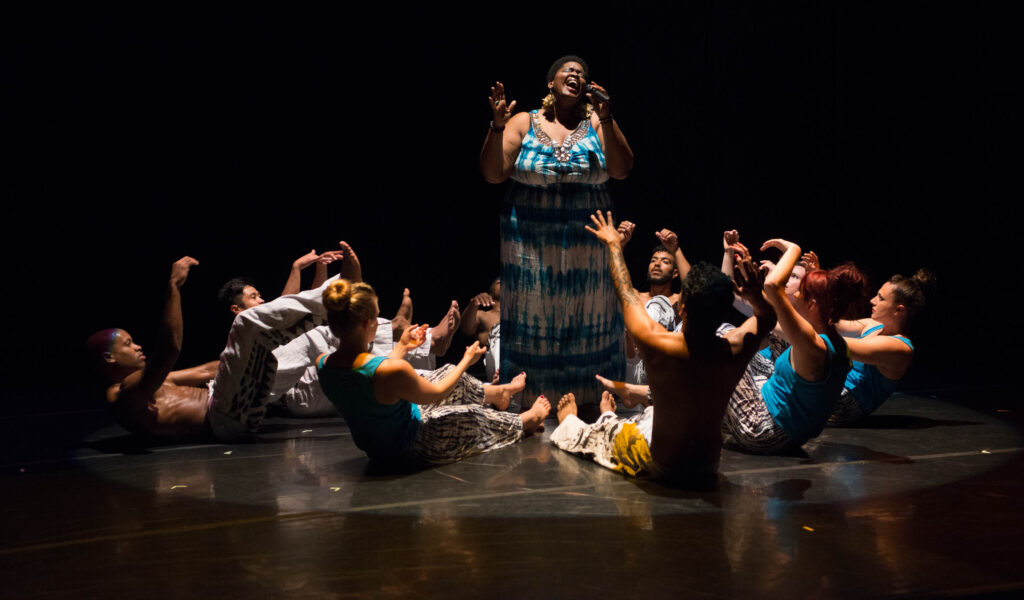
490 119 505 132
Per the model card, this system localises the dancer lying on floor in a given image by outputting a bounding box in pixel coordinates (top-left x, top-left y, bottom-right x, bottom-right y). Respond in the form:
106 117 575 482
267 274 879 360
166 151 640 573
549 211 775 484
316 279 548 466
721 239 866 453
87 256 433 442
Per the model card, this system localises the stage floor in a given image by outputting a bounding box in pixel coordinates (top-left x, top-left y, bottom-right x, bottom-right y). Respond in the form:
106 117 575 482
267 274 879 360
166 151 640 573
3 391 1023 598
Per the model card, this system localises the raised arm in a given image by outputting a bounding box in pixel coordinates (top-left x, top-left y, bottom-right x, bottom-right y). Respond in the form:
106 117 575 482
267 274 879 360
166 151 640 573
586 211 690 359
480 82 528 183
720 230 739 278
375 342 486 405
587 82 633 179
760 239 828 379
311 250 344 290
166 360 220 386
723 251 777 359
282 249 320 296
125 257 198 397
655 228 692 281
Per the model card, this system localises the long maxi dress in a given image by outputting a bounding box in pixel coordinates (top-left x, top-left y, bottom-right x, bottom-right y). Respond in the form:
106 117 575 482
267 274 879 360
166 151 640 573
499 110 624 407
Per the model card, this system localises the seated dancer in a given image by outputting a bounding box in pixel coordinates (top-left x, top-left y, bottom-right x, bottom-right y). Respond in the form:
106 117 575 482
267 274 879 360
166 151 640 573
218 242 460 417
618 223 694 384
549 211 775 484
827 266 934 425
460 277 501 382
721 238 867 454
316 279 548 465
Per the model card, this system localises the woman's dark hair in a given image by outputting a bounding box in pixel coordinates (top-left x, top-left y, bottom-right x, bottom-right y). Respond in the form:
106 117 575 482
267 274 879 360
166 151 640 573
679 262 734 332
887 269 936 319
799 263 869 324
547 55 589 82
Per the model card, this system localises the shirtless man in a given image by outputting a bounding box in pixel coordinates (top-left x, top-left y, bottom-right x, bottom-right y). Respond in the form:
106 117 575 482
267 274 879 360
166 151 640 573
89 257 213 440
549 212 776 485
89 256 383 441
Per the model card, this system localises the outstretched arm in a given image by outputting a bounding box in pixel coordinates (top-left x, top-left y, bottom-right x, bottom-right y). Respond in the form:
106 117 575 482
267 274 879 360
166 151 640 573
282 249 320 296
586 211 690 359
376 342 486 405
166 360 220 386
460 292 494 336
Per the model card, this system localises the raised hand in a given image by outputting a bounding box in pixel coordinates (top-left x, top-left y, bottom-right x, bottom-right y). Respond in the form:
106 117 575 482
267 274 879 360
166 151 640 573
471 292 495 308
170 256 198 288
655 228 679 253
489 81 517 128
761 238 797 253
801 250 820 271
292 249 320 270
585 210 621 246
730 242 752 262
461 341 487 366
617 220 636 246
723 229 739 250
337 241 362 283
585 81 612 119
317 250 344 265
733 252 767 307
398 323 428 350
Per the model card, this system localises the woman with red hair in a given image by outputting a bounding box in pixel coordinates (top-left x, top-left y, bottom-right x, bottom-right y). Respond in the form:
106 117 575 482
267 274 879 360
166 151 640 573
722 238 868 453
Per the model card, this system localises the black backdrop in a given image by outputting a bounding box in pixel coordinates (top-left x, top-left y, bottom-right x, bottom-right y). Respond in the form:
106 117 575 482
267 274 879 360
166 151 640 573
5 3 1018 412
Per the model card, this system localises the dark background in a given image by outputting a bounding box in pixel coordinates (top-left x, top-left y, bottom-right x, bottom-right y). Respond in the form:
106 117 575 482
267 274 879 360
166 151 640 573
5 3 1018 414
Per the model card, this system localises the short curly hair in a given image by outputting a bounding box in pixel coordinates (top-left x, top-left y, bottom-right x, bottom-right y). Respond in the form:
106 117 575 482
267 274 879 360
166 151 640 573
547 55 590 82
679 262 734 332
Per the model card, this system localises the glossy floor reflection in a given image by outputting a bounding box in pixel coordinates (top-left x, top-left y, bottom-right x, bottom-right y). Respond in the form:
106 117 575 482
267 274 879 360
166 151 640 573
3 391 1023 598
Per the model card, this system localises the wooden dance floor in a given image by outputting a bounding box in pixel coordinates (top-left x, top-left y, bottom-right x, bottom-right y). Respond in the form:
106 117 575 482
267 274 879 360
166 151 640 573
3 390 1023 598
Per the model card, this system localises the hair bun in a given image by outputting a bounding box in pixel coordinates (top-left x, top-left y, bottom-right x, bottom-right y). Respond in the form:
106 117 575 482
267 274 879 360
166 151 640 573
323 279 352 311
911 268 937 294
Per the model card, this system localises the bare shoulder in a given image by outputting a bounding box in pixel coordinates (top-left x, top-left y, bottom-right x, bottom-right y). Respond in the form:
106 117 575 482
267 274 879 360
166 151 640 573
507 111 531 135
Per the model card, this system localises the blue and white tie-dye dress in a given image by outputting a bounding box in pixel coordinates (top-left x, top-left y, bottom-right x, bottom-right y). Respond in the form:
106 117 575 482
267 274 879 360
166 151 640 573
499 110 624 406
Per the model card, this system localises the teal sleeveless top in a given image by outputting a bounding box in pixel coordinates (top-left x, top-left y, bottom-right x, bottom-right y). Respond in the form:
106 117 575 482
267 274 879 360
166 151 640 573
316 354 421 461
845 325 914 414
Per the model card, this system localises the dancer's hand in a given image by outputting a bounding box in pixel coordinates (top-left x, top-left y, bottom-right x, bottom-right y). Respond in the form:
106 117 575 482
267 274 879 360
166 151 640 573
317 250 344 265
292 249 320 271
723 230 739 250
471 293 495 308
489 81 517 128
655 229 679 253
170 256 198 288
734 252 767 307
617 220 636 246
585 210 621 247
398 324 428 351
730 242 752 262
801 250 820 271
461 341 486 366
761 238 797 253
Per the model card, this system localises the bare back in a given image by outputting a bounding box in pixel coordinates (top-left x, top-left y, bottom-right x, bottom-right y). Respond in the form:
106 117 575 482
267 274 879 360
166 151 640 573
643 339 751 473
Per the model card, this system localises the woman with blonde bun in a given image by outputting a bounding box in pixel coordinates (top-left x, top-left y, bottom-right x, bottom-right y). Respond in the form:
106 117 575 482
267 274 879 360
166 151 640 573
317 279 550 465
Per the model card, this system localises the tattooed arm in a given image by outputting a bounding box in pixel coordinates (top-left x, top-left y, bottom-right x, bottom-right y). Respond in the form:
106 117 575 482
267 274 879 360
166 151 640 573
586 211 690 359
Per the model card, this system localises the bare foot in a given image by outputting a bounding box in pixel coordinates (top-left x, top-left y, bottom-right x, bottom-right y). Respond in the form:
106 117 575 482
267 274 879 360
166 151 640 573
392 288 413 341
600 391 617 414
431 301 461 356
521 395 551 435
338 241 362 282
556 393 577 424
507 371 526 394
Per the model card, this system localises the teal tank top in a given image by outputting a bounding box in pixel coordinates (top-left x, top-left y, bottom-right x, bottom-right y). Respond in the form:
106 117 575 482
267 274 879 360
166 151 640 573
762 334 851 444
845 325 914 414
316 354 421 461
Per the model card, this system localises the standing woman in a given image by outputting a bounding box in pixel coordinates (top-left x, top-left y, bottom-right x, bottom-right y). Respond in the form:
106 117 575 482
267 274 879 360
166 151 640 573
828 269 935 425
480 55 634 408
